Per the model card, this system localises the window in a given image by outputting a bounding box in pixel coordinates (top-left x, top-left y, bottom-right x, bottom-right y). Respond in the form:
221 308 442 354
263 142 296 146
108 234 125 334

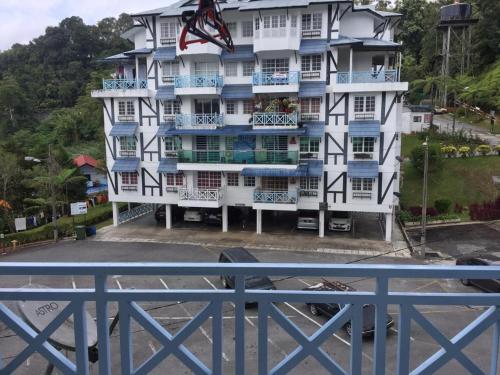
291 15 298 28
242 21 253 37
302 13 322 37
164 100 181 115
352 137 375 153
300 137 320 155
261 177 288 191
242 61 255 76
262 59 289 74
262 15 287 37
301 55 322 73
225 136 237 150
122 172 138 185
118 100 135 116
243 100 254 114
226 22 237 38
227 172 239 187
119 137 136 157
354 96 376 113
197 171 222 188
300 98 321 113
194 99 220 114
413 116 422 123
160 22 178 44
255 18 260 31
300 177 319 190
162 61 180 82
166 173 183 186
226 100 238 115
262 136 288 151
165 136 182 151
194 61 219 75
225 62 238 77
244 176 255 187
352 178 373 191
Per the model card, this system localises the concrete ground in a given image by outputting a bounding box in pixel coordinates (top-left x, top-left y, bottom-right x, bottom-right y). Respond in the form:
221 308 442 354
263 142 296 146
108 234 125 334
95 211 404 257
433 114 500 147
0 240 498 374
407 221 500 259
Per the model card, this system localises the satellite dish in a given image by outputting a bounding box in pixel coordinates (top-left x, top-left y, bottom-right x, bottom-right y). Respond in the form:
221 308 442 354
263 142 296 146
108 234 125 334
17 285 98 351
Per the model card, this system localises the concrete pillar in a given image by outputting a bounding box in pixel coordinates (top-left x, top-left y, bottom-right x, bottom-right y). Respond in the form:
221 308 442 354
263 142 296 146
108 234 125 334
112 202 119 227
319 210 325 238
349 48 353 83
128 202 132 211
166 204 172 230
385 212 393 242
222 205 228 233
256 209 262 235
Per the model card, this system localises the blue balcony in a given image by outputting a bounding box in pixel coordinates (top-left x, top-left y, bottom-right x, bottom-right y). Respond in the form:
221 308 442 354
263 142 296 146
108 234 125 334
254 189 299 204
1 263 498 374
253 112 298 128
175 114 224 129
253 71 300 86
102 79 148 90
336 70 398 84
174 74 223 89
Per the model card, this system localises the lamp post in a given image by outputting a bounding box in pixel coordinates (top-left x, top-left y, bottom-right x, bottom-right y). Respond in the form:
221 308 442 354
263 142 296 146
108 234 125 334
25 145 58 242
419 139 429 258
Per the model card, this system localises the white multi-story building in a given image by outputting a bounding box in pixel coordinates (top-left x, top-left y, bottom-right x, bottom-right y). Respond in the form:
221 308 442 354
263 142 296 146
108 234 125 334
92 0 408 241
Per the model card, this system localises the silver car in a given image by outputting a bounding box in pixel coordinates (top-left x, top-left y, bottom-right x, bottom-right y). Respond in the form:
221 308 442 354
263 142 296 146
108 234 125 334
297 216 319 230
328 211 353 232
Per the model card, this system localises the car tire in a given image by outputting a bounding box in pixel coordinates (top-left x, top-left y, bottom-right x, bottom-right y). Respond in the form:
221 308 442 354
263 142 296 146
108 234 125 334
345 323 352 337
461 278 471 286
221 276 229 289
309 304 320 316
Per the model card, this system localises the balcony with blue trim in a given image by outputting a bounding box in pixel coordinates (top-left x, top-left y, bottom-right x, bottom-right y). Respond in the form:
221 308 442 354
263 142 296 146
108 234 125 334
174 74 224 96
177 150 299 165
252 71 300 94
175 114 224 129
0 262 499 374
252 112 298 129
91 79 149 98
333 70 408 93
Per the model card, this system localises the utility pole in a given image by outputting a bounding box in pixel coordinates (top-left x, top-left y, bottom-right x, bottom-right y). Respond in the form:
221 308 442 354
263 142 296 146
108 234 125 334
48 145 58 242
452 91 456 134
419 139 429 258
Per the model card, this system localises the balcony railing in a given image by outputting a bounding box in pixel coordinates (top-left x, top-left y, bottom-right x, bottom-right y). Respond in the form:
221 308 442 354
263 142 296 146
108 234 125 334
336 70 398 84
254 189 298 204
179 187 224 202
177 150 299 165
353 191 373 199
174 74 223 88
102 79 148 90
0 263 499 374
118 203 154 224
253 112 298 128
175 114 224 129
252 71 300 86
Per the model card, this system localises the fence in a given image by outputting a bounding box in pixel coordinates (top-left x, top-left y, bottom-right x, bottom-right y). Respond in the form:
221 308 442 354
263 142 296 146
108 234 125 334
102 80 148 90
179 188 224 202
117 204 154 225
254 190 299 204
336 70 398 84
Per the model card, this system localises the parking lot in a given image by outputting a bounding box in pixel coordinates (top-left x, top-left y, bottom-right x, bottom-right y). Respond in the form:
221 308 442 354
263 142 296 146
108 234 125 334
0 241 498 374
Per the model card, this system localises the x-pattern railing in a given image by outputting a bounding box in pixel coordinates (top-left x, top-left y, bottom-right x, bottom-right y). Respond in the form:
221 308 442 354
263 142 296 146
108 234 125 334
254 190 298 204
174 74 224 89
118 204 154 224
253 72 300 86
0 264 499 375
102 79 148 90
253 112 298 127
336 70 398 84
175 114 224 128
179 188 224 202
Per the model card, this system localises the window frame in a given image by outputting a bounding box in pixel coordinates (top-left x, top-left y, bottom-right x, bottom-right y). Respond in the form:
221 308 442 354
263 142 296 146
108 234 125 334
122 172 138 186
244 176 255 187
227 172 240 187
226 100 238 115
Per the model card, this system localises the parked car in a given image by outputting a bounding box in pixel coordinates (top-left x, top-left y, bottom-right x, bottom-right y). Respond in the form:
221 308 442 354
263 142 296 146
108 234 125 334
297 214 319 230
218 248 275 290
433 106 448 114
204 211 222 225
328 211 353 232
155 205 184 224
304 280 394 336
456 255 500 292
184 209 203 222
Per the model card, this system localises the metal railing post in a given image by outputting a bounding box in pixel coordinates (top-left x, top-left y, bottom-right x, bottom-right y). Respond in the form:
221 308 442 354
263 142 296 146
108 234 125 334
373 277 389 375
491 316 500 375
95 274 111 375
234 275 246 375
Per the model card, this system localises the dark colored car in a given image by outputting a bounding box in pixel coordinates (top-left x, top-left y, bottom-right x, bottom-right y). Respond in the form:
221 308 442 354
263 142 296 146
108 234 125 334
155 205 184 224
304 280 394 336
219 248 275 290
204 211 222 225
456 254 500 292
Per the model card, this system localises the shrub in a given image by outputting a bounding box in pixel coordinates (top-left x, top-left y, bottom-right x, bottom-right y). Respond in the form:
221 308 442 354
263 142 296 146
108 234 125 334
440 145 457 157
410 144 443 174
469 198 500 221
426 207 439 217
495 145 500 155
408 206 439 217
458 146 471 157
435 199 452 214
475 144 492 156
454 203 464 214
409 206 422 217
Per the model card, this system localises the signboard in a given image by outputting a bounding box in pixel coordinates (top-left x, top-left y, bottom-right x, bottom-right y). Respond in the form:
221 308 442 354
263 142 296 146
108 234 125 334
70 202 87 216
15 218 27 232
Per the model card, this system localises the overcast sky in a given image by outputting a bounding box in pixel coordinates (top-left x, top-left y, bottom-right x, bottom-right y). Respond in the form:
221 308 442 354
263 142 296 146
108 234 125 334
0 0 177 51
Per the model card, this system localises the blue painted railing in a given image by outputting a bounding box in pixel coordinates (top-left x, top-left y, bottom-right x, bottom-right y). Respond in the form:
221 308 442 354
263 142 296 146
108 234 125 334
0 263 499 375
336 70 398 84
174 74 223 89
175 114 224 128
253 112 298 127
102 79 148 90
254 189 299 204
253 71 300 86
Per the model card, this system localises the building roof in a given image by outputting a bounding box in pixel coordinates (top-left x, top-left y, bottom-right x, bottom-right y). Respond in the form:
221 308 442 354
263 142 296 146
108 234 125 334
348 120 381 137
153 47 177 62
156 86 176 101
221 45 255 62
73 155 97 169
158 158 178 174
347 161 379 178
298 81 327 98
330 36 401 50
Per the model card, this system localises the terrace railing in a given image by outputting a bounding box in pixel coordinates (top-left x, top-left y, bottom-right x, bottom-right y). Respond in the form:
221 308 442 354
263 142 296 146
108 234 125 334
175 114 224 129
178 188 225 202
174 74 223 89
252 71 300 86
336 70 398 84
253 112 298 128
254 189 299 204
102 79 148 90
177 150 299 165
0 263 499 374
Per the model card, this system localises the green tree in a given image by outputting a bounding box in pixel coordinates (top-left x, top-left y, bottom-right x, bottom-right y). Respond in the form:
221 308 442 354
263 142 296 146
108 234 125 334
0 152 18 202
410 144 443 174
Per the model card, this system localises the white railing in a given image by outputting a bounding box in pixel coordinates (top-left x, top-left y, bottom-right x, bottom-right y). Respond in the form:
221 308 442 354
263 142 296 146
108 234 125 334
102 79 148 90
336 70 398 84
254 189 299 204
175 114 224 129
253 112 298 128
118 204 154 224
179 188 225 202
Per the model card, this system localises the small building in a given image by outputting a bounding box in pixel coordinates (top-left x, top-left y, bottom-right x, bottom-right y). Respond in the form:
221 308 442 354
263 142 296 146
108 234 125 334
73 155 108 196
402 105 432 134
